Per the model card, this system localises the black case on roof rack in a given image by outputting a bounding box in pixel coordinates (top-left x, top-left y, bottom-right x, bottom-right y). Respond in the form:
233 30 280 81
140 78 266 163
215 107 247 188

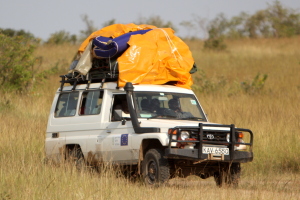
59 58 119 91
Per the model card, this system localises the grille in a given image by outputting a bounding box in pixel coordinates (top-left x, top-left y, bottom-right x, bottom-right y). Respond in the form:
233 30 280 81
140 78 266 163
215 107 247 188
190 131 228 142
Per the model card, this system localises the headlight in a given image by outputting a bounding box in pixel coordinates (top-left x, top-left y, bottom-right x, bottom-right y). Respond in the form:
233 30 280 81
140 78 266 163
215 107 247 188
226 133 230 142
180 131 190 140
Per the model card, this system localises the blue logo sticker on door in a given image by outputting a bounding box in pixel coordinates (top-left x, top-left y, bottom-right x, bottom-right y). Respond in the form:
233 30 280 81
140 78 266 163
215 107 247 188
121 134 128 146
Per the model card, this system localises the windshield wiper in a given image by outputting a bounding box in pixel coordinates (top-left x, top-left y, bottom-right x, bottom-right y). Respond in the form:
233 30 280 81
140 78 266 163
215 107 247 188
180 117 205 121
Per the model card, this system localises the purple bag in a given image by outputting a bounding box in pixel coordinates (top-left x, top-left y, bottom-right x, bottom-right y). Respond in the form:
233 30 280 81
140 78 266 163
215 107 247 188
92 29 152 59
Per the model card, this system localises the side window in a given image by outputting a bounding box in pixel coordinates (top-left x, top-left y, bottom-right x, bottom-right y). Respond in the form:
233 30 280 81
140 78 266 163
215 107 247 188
80 90 103 115
55 92 79 117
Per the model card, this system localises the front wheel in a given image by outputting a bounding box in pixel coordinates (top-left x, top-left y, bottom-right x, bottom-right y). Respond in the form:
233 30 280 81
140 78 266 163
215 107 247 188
214 163 241 187
142 149 170 186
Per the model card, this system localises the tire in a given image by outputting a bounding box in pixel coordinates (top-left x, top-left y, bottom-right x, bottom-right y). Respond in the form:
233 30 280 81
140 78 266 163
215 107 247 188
214 163 241 187
65 145 85 170
142 149 170 186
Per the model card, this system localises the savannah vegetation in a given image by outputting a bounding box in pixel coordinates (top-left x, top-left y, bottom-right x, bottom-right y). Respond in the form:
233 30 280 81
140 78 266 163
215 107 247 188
1 1 300 199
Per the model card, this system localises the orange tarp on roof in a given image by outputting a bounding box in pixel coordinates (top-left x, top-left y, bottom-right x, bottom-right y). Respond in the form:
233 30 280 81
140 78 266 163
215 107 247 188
78 23 195 89
117 28 194 89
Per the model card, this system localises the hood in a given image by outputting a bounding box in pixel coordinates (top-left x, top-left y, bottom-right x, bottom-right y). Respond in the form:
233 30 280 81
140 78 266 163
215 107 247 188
138 118 230 133
139 118 207 132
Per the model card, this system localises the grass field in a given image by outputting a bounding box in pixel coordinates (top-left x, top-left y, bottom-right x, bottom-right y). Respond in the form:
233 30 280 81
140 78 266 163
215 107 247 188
0 36 300 199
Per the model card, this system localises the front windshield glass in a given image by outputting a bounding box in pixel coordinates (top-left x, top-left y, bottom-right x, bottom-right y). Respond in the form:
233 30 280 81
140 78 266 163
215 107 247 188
134 92 207 121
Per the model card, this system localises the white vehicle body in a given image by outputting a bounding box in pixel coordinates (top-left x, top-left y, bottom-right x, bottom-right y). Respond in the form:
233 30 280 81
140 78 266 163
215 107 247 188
45 81 253 186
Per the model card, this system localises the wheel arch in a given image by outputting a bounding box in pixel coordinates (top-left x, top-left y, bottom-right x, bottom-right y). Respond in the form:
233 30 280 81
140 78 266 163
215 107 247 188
138 139 165 174
140 139 165 158
64 143 84 159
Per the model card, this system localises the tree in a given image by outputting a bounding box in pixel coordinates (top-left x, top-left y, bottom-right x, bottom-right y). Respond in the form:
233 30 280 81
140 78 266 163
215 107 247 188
266 1 300 37
136 15 177 31
102 19 116 27
46 30 77 44
193 1 300 39
179 20 196 39
244 10 272 38
80 14 98 41
203 13 228 50
0 28 35 39
189 14 210 39
225 13 249 38
243 1 300 38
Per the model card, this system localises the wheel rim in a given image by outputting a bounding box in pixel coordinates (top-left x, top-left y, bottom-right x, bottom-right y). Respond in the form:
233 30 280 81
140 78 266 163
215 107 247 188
147 160 158 184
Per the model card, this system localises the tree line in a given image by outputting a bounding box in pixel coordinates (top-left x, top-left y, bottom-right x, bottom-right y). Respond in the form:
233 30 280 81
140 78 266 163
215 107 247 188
1 1 299 45
0 1 299 93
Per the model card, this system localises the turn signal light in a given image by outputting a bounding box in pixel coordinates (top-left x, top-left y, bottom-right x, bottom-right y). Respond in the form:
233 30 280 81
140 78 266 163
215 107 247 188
237 132 244 138
236 132 244 148
168 129 177 135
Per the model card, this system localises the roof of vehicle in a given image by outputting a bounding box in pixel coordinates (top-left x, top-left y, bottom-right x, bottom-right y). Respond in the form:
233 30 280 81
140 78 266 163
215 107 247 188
57 82 194 94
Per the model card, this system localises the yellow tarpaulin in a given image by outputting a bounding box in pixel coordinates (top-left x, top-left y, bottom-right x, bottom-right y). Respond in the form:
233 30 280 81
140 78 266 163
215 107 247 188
78 23 195 89
78 23 156 52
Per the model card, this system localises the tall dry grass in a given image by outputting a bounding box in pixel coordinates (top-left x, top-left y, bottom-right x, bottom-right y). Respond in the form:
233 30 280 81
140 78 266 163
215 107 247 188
1 37 300 199
189 37 300 174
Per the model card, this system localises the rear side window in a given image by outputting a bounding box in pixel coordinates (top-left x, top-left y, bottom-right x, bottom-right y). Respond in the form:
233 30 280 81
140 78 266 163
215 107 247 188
55 92 79 117
80 90 103 115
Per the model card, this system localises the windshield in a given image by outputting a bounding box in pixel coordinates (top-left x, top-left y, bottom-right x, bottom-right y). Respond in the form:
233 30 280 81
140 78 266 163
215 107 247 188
134 92 207 121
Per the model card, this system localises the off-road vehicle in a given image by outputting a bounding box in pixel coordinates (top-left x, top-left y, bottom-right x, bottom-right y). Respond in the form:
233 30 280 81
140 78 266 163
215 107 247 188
45 23 253 187
45 79 253 187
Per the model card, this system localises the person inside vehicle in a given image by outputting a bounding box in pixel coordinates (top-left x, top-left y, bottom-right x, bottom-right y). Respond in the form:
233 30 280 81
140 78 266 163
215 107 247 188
150 98 161 114
140 99 150 112
168 98 182 112
165 98 193 119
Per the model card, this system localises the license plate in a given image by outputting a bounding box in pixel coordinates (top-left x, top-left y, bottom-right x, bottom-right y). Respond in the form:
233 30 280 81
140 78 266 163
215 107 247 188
202 147 229 155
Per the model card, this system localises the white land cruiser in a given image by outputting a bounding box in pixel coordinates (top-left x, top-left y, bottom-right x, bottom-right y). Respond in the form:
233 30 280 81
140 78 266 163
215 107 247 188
45 81 253 187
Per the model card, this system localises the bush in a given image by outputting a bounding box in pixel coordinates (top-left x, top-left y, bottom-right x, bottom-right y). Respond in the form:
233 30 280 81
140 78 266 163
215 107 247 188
240 73 268 94
0 34 56 93
192 69 227 93
203 37 227 51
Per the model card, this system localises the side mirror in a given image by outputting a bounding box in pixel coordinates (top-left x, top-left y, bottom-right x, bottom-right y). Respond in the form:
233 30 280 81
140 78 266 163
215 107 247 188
113 109 123 121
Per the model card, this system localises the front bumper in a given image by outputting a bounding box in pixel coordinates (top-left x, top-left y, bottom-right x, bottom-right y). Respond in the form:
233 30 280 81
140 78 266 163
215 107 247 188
165 123 254 163
165 148 253 163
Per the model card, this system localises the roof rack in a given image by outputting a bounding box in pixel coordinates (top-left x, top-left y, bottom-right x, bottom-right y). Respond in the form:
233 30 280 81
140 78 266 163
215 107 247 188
59 58 119 91
59 69 119 91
